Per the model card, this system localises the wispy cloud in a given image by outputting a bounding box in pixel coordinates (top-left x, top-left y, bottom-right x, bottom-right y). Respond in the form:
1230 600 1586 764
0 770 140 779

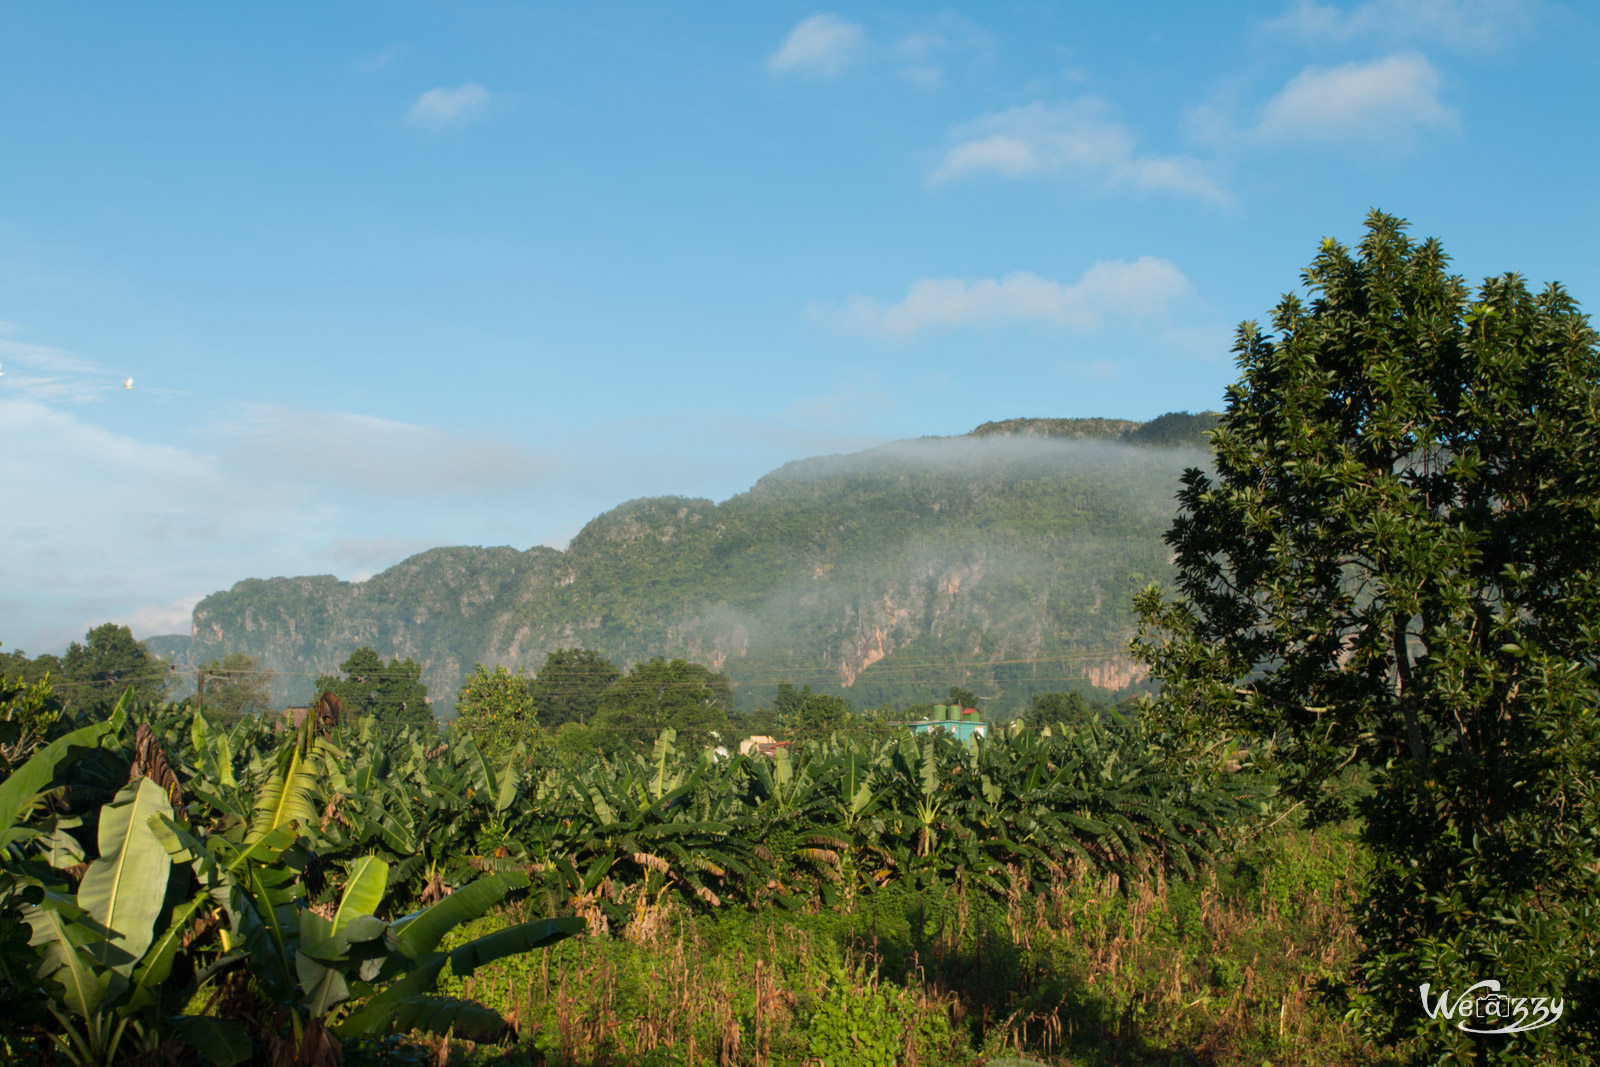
0 397 290 649
1265 0 1537 50
767 14 866 77
1255 52 1456 143
890 14 992 88
931 99 1229 204
208 404 549 496
818 258 1194 340
0 336 127 403
112 594 205 639
410 83 490 129
357 45 406 73
786 384 895 423
324 535 443 568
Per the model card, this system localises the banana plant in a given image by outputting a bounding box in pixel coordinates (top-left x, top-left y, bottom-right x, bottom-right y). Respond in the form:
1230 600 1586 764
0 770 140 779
0 706 128 1061
156 846 584 1063
331 861 584 1042
1 710 124 861
24 776 193 1066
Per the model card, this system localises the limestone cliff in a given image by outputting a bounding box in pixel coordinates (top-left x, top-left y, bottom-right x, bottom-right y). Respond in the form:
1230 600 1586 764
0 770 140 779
183 417 1214 715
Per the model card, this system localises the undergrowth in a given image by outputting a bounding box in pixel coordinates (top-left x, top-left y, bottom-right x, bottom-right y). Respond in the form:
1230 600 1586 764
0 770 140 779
380 821 1396 1066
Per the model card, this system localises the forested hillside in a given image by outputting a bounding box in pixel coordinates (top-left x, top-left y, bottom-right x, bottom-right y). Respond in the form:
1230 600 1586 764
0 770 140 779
173 414 1217 714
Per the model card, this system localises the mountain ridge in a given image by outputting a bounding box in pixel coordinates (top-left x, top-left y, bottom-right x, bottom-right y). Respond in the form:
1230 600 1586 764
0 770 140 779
167 413 1219 715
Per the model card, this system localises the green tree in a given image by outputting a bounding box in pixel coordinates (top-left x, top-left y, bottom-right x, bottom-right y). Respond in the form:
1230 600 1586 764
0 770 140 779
592 657 730 751
195 651 275 726
454 663 537 761
315 647 431 725
0 653 62 771
0 646 60 687
1024 690 1093 728
57 623 168 718
945 685 978 710
525 648 619 728
773 682 853 735
1132 212 1600 1063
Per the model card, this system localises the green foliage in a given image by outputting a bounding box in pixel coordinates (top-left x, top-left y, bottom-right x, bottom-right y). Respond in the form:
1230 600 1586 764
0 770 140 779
1022 690 1114 729
187 424 1209 718
944 686 978 711
316 647 432 725
453 663 536 762
196 651 275 726
0 659 63 773
58 624 169 719
1134 210 1600 1063
526 648 619 728
0 704 582 1066
592 657 732 751
551 720 601 758
775 683 854 735
807 961 938 1067
425 821 1373 1067
1123 410 1220 448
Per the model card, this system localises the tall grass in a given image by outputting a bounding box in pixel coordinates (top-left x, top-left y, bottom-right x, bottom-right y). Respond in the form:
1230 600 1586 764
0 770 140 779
393 820 1402 1066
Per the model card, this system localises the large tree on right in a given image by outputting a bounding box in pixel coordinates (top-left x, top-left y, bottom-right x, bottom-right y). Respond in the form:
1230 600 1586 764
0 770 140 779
1134 211 1600 1063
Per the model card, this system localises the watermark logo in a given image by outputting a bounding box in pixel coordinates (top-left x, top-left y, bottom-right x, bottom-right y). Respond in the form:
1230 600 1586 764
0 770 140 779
1420 980 1563 1036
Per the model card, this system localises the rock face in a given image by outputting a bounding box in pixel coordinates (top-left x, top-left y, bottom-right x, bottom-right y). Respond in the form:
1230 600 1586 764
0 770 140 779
184 419 1214 715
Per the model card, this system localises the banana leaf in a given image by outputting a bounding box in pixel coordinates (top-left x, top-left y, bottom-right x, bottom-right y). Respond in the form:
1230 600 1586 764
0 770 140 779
170 1015 251 1066
27 907 112 1019
248 720 323 843
79 777 173 975
447 916 584 978
332 856 388 935
373 996 509 1040
123 891 209 1011
391 871 529 960
296 947 351 1014
0 716 120 845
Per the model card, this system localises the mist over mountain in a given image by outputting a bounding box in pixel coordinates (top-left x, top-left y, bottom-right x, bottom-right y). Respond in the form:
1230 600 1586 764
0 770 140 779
169 413 1218 716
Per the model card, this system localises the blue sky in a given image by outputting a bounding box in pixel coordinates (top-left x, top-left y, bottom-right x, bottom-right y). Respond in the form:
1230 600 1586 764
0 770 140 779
2 1 1596 653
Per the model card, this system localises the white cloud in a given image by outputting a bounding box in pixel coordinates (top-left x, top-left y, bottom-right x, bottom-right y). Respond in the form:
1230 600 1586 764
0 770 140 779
112 594 205 639
767 14 865 77
208 404 549 495
0 337 125 403
0 393 552 652
820 258 1194 340
1265 0 1537 50
0 398 296 651
410 84 490 128
358 45 406 73
1255 52 1457 143
931 99 1229 204
890 15 992 87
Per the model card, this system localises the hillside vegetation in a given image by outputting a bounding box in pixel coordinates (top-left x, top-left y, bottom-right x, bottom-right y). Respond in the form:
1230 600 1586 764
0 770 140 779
173 413 1219 715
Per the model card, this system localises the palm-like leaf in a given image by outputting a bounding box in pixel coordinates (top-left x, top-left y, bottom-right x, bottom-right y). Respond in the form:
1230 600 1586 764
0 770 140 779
78 777 173 975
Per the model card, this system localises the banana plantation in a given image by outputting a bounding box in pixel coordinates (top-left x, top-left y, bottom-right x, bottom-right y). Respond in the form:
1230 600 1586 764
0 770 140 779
0 693 1263 1066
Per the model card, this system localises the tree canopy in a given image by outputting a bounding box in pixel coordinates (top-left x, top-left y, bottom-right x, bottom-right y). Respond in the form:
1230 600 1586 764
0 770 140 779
773 682 853 735
453 663 537 762
196 652 276 726
1133 211 1600 1061
525 648 619 728
315 647 431 726
57 623 169 718
592 657 731 751
1023 691 1094 729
